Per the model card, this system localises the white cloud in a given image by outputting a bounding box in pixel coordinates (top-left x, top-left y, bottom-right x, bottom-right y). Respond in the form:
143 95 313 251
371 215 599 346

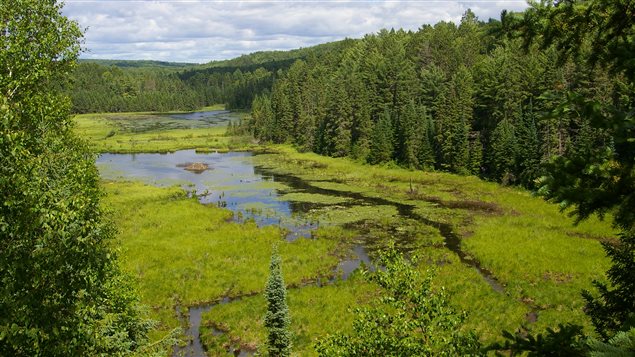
63 0 529 63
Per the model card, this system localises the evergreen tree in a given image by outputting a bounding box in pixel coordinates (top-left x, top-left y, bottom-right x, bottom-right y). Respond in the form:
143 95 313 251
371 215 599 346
489 119 518 184
368 110 395 164
417 106 437 170
468 131 483 176
322 81 352 157
434 66 474 174
418 65 446 119
264 247 292 357
515 104 542 187
510 0 635 339
271 79 293 143
396 100 421 168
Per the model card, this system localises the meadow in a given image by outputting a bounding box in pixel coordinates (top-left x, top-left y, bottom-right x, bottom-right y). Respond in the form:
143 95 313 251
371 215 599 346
74 106 255 153
78 111 613 355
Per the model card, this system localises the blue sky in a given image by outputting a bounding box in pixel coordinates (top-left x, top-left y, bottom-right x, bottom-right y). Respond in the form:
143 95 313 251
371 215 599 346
63 1 529 64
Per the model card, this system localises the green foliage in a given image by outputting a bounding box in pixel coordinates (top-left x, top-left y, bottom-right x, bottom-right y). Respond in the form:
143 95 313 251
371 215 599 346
489 119 518 184
468 131 483 175
509 0 635 339
588 327 635 357
487 323 587 356
265 247 292 356
368 110 394 164
0 0 149 355
435 66 474 174
315 247 481 356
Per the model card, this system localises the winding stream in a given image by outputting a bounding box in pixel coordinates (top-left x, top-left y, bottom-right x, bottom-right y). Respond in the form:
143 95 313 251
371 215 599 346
97 149 504 356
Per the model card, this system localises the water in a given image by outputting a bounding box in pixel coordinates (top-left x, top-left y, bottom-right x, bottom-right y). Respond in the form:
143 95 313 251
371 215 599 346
97 149 503 289
98 149 506 356
168 110 239 126
97 150 318 239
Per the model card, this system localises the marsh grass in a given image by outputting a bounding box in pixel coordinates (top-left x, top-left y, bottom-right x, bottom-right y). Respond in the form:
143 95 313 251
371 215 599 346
253 146 612 335
74 111 256 153
93 136 613 352
103 181 340 342
200 275 376 356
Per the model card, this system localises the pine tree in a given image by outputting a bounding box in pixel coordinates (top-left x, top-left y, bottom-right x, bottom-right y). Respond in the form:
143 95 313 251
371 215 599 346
323 82 352 157
434 66 473 174
515 104 541 187
265 247 291 357
271 79 293 143
396 100 421 168
490 119 518 184
417 106 436 170
368 110 394 164
468 131 483 176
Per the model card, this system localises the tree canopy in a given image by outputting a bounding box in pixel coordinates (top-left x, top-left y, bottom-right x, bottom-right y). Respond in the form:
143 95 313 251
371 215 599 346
1 1 150 354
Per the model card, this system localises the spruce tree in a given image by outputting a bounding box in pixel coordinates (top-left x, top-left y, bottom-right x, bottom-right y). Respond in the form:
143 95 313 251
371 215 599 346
323 82 352 157
515 105 541 187
434 66 473 174
490 119 518 184
368 110 394 164
265 247 291 357
417 106 437 170
468 131 483 176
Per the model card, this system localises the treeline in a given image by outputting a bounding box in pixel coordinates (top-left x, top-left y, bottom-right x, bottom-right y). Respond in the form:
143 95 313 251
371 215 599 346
69 63 205 113
69 39 356 113
247 10 618 188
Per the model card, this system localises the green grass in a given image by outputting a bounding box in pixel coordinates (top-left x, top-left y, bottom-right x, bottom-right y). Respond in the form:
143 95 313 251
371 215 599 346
252 146 612 335
74 110 256 153
103 181 340 343
85 116 614 354
200 275 376 356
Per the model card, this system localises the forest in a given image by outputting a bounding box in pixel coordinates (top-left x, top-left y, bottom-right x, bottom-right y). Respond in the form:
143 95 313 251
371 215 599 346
70 8 627 191
2 0 634 356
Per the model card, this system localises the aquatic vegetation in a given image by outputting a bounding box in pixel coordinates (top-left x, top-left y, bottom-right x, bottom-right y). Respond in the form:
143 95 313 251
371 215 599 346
103 181 340 342
93 140 612 352
200 276 375 356
278 192 352 205
74 111 255 153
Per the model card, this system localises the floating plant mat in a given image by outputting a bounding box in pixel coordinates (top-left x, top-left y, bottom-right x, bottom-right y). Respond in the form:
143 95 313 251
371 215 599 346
105 110 241 133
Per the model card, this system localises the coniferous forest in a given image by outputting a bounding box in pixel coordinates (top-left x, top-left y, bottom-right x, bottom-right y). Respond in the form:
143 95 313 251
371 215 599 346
3 0 635 356
71 7 628 190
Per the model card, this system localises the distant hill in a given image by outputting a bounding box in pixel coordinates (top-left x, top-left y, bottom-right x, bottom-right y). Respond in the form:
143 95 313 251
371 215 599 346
203 39 357 69
78 59 198 69
79 38 358 73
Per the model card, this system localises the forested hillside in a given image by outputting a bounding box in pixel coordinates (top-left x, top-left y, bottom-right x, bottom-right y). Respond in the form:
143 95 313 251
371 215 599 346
247 9 620 189
69 39 356 113
70 7 624 191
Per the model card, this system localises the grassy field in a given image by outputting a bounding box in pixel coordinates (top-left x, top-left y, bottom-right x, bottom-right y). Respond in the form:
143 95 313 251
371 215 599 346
84 111 613 355
103 181 342 343
74 106 256 153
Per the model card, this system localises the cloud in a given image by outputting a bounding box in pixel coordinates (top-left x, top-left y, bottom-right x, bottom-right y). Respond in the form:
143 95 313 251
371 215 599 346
63 0 529 63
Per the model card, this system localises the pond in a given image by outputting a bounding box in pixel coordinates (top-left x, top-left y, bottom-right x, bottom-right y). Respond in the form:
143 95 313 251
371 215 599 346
97 149 504 357
98 149 375 357
97 150 319 240
106 110 241 133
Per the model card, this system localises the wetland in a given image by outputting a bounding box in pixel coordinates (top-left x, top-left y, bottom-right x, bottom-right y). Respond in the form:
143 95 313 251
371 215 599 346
84 110 613 356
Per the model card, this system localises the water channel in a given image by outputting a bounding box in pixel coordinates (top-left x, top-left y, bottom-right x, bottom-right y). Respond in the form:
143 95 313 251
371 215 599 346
97 148 504 356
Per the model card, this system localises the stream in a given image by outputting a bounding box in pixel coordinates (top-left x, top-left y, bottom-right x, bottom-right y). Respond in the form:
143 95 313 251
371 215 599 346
97 149 504 357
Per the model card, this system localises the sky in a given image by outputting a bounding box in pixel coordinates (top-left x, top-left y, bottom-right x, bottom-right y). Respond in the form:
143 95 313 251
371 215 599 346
63 0 530 64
